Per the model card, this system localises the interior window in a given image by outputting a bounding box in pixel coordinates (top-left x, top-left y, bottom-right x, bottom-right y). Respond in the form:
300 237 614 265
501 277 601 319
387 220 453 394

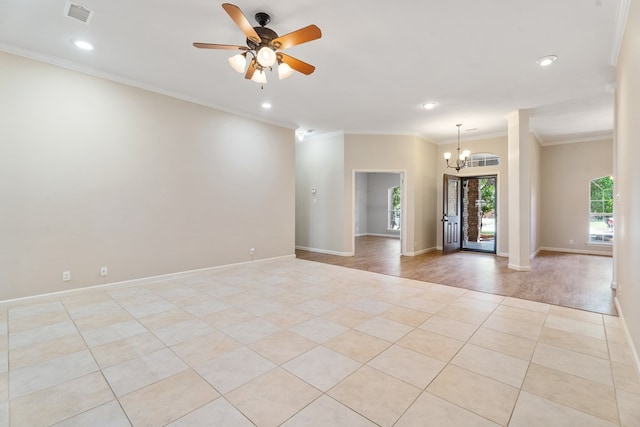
388 186 401 230
589 176 614 244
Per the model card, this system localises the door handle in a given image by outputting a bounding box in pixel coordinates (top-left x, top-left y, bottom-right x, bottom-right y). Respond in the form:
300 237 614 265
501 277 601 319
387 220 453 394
441 215 448 223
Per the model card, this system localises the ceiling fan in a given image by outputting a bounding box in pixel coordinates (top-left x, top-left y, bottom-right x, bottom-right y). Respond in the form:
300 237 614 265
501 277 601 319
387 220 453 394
193 3 322 84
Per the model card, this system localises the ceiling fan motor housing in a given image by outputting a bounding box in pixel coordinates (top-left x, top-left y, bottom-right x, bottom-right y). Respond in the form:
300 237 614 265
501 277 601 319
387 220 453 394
248 25 278 50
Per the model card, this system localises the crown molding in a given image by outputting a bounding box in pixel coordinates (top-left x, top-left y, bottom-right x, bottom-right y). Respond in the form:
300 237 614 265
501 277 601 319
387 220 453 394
539 131 614 146
610 0 631 66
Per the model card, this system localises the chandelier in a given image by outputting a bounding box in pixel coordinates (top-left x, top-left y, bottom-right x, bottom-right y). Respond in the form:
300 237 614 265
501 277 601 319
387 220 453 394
444 124 470 172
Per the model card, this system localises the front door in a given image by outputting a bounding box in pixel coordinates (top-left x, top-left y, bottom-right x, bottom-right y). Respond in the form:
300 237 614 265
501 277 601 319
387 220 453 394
443 174 461 254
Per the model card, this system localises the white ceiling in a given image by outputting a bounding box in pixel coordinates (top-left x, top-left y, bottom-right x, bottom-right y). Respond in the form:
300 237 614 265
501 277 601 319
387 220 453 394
0 0 622 144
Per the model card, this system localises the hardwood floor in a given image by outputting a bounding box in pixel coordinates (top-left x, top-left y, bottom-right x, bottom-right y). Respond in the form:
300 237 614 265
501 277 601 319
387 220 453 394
296 236 616 315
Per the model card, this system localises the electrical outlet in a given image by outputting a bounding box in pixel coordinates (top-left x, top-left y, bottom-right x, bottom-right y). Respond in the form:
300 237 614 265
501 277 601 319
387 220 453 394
250 247 255 255
100 266 108 276
569 239 574 245
62 271 71 281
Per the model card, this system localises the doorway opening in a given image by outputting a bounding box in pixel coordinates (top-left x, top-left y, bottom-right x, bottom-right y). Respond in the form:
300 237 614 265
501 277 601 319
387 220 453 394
461 175 497 253
442 174 497 255
354 171 405 255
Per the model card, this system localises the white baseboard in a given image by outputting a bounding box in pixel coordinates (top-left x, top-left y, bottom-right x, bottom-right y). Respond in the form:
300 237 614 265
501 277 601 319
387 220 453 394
0 254 296 307
404 247 437 256
614 297 640 381
538 246 613 257
531 248 541 259
295 246 353 256
364 233 400 239
508 263 532 271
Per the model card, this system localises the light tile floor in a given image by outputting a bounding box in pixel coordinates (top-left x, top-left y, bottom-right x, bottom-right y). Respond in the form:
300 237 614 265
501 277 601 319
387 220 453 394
1 258 639 426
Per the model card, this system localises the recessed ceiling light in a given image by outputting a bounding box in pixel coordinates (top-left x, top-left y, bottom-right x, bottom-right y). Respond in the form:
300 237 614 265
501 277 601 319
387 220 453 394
422 102 437 110
73 40 93 50
536 55 557 67
261 102 272 109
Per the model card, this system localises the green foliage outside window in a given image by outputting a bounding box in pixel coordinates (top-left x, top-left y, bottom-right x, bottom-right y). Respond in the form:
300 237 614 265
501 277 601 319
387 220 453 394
480 178 495 217
478 178 496 234
589 176 614 244
392 186 401 212
388 186 401 230
590 176 614 214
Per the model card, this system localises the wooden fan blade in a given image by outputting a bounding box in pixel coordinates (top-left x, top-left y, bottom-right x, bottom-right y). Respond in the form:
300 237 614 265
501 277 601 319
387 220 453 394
222 3 261 44
279 53 316 75
271 25 321 50
245 59 258 80
193 42 248 50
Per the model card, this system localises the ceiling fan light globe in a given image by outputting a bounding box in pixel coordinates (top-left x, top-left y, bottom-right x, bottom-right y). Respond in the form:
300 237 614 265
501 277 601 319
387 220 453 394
228 54 246 73
251 69 268 84
257 47 277 67
278 62 294 80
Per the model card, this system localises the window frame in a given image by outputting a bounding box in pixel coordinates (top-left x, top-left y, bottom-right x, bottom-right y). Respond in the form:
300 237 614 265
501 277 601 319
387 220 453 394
588 175 614 245
466 152 500 168
387 185 401 231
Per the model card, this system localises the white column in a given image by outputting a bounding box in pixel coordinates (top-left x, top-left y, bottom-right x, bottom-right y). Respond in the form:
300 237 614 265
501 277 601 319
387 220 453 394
507 110 532 271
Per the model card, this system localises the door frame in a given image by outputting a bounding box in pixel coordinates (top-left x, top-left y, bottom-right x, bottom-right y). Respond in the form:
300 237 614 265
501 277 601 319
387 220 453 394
460 174 498 254
352 169 407 255
441 171 501 255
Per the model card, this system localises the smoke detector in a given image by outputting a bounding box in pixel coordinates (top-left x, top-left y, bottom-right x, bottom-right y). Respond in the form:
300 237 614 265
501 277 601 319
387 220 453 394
64 1 94 24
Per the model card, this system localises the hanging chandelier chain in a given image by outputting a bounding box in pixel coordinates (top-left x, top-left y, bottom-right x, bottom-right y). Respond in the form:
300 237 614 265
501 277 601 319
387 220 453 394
445 123 469 172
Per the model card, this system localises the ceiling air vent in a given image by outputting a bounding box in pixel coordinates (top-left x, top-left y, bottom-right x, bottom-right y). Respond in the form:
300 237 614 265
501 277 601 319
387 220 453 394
64 1 94 24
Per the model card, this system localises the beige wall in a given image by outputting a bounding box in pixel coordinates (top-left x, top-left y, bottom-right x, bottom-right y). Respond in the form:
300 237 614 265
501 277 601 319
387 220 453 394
344 134 438 255
436 135 509 256
434 133 610 260
295 133 437 255
0 51 295 300
540 139 613 254
354 173 368 235
295 132 346 254
415 135 439 253
615 0 640 366
530 134 542 255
